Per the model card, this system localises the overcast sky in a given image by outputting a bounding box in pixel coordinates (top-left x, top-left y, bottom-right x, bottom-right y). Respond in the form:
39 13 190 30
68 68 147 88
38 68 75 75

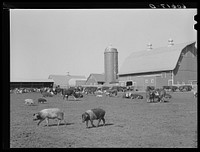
10 9 197 81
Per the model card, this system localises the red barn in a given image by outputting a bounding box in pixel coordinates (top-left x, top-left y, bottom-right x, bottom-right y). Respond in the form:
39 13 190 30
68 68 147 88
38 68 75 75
118 40 197 91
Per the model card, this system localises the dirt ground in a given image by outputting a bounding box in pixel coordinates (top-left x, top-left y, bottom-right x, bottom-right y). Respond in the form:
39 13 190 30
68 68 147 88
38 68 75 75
10 91 197 148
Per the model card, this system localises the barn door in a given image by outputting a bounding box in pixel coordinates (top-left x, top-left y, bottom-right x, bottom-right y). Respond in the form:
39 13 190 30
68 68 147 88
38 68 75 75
168 80 173 86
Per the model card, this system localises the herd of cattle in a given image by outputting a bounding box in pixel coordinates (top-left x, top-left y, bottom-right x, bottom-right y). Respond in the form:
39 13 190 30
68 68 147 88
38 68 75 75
11 85 197 103
11 85 197 128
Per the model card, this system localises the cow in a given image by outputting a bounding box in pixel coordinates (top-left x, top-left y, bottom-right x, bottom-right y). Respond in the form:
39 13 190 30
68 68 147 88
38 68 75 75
146 88 167 103
74 92 84 98
84 87 98 95
25 99 35 106
146 89 155 102
179 85 192 92
96 94 103 97
41 91 54 97
154 89 167 102
130 94 143 99
105 89 118 97
61 88 78 100
194 92 197 98
123 92 143 99
38 98 47 104
165 93 172 99
33 108 67 126
122 92 132 98
110 86 127 92
82 108 106 128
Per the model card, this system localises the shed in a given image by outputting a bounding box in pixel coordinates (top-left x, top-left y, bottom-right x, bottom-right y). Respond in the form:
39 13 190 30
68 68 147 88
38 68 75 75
48 75 86 88
10 79 54 89
85 74 105 85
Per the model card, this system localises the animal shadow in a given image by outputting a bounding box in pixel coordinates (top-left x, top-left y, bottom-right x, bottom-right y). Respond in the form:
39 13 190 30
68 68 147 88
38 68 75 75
44 122 74 127
27 104 38 106
38 102 47 104
64 99 81 101
88 123 114 128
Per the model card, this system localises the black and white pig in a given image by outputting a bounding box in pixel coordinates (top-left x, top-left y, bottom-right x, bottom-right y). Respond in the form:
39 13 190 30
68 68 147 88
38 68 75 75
82 108 106 128
33 108 67 126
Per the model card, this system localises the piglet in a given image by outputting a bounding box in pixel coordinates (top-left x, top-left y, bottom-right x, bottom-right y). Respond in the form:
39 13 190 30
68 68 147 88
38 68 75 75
25 99 35 105
82 108 106 128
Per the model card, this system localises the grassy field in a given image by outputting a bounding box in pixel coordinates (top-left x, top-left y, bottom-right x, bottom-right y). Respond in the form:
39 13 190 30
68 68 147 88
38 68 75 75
10 91 197 148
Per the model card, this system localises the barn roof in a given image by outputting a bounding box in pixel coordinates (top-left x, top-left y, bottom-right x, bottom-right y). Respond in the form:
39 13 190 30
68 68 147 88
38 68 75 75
119 41 196 75
68 78 87 86
48 75 86 86
87 73 105 82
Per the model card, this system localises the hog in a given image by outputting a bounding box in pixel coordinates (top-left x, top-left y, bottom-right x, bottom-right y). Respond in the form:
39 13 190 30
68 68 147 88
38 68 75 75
33 108 67 126
38 97 47 104
82 108 106 128
25 99 35 105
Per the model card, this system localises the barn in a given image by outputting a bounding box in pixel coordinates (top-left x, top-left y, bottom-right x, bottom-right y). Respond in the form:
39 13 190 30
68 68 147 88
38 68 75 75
118 40 197 91
10 79 54 89
48 75 86 88
85 74 105 85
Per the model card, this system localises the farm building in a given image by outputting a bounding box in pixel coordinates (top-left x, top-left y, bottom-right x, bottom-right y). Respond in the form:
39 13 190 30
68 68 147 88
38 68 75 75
118 40 197 91
48 75 86 88
85 73 105 85
10 79 54 89
68 78 87 86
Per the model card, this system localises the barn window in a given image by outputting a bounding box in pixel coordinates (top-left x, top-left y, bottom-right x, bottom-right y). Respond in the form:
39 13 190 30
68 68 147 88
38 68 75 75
151 79 154 83
145 79 148 83
126 81 133 86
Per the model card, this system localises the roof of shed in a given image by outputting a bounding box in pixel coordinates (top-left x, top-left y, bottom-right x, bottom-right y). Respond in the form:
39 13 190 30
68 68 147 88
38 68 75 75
87 73 105 82
119 41 196 75
10 79 54 83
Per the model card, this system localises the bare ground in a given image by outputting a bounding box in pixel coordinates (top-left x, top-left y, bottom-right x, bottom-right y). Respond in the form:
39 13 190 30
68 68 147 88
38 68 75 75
10 91 197 148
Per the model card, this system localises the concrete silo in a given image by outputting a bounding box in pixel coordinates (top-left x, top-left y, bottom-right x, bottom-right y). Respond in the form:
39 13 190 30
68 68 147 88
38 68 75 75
104 44 118 84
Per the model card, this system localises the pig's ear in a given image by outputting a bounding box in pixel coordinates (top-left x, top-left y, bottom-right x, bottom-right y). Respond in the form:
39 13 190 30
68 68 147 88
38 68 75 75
82 114 85 120
85 113 90 120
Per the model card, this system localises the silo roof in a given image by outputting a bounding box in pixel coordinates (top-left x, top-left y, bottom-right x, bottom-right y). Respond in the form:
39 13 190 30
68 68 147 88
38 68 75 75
119 41 196 75
105 44 117 53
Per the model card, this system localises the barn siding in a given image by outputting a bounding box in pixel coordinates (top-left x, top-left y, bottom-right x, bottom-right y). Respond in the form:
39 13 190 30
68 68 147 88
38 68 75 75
156 72 172 88
119 72 171 91
173 45 197 85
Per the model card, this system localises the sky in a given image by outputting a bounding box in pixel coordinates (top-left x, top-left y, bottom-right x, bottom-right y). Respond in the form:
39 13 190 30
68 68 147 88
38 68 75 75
10 9 197 81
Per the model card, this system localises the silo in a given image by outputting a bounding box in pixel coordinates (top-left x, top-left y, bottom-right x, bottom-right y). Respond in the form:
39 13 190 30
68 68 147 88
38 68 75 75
114 49 118 80
104 44 118 84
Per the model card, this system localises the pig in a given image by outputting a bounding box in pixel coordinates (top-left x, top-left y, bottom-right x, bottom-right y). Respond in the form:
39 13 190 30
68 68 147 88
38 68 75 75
82 108 106 128
33 108 67 126
25 99 35 105
38 97 47 104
